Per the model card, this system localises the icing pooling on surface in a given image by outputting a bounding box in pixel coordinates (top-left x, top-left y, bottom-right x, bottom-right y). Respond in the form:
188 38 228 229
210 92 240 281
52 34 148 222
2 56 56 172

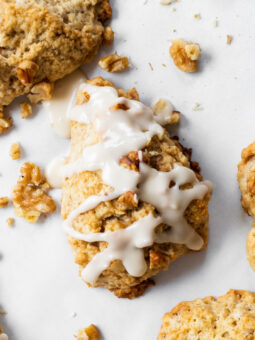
48 83 211 283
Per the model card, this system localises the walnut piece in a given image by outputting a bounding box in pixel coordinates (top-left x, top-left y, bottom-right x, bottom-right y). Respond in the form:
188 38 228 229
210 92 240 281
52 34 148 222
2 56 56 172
6 217 14 227
0 197 9 208
152 99 180 125
98 53 130 73
227 35 232 44
28 82 53 104
76 324 100 340
76 91 90 105
0 110 12 135
17 60 39 85
20 102 32 119
12 163 56 224
10 143 21 160
169 39 201 72
103 26 114 45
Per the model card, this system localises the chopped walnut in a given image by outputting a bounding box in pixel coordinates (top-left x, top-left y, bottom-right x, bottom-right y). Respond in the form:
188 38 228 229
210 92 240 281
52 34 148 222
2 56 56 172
75 324 101 340
98 53 130 73
10 143 21 160
12 163 56 224
6 217 14 227
152 99 180 125
76 91 90 105
20 102 32 119
17 60 39 85
169 39 201 72
28 82 53 104
0 197 9 208
86 77 114 87
0 110 13 135
103 26 114 45
227 35 232 44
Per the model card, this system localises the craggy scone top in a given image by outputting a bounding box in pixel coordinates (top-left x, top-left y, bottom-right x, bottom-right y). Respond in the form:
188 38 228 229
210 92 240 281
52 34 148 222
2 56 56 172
158 290 255 340
0 0 112 105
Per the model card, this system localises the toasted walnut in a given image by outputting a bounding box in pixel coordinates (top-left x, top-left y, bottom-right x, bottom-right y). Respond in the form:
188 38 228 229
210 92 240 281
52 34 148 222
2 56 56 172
227 35 232 44
6 217 14 227
152 99 180 125
0 110 13 135
103 26 114 45
12 163 56 223
10 143 21 160
98 53 130 73
0 197 9 208
160 0 172 5
17 60 39 85
86 77 115 87
76 91 90 105
28 82 53 104
76 324 101 340
117 88 139 100
170 39 201 72
20 102 32 119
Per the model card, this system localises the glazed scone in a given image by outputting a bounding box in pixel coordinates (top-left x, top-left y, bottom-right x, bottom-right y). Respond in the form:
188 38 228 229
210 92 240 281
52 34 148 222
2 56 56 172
158 289 255 340
51 79 211 299
0 0 112 105
238 142 255 270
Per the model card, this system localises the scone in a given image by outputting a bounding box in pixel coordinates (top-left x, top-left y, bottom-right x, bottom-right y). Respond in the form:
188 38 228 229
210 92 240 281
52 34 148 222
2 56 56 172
48 78 211 299
158 289 255 340
238 142 255 270
0 0 112 106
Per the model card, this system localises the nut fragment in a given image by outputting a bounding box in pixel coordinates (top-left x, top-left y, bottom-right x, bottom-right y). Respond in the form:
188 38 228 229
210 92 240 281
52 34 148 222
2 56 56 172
12 163 56 223
0 197 9 208
6 217 14 227
169 39 201 72
17 60 39 85
75 324 101 340
28 82 53 104
20 102 32 119
0 109 13 135
152 99 180 125
227 35 232 44
98 53 130 73
103 26 114 45
76 91 90 105
10 143 21 160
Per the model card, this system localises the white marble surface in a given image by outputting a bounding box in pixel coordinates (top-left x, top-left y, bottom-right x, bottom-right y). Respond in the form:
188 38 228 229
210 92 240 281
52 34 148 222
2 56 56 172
0 0 255 339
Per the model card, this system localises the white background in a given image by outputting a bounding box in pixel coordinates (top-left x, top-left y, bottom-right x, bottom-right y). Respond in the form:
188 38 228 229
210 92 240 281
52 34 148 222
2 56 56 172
0 0 255 339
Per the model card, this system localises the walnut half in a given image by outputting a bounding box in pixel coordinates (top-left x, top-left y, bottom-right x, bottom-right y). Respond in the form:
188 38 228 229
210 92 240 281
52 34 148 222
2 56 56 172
75 324 101 340
28 82 54 104
98 53 130 73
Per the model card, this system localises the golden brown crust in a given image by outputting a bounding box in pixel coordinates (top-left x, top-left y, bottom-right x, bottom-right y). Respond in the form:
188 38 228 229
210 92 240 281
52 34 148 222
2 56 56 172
62 80 210 298
0 0 112 105
158 290 255 340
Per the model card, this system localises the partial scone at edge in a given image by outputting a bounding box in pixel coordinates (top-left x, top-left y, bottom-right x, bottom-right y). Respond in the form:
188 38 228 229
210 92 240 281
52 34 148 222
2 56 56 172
61 79 210 299
0 0 112 105
158 289 255 340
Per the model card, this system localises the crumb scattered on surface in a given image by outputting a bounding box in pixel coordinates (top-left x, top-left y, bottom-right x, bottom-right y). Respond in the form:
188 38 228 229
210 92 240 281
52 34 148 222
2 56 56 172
160 0 172 5
98 53 130 73
0 197 9 208
193 102 203 111
194 13 200 19
76 324 100 340
148 62 154 71
12 162 56 224
212 19 218 27
227 35 232 44
20 102 32 119
103 26 114 45
10 143 21 160
6 217 14 227
170 39 200 72
0 110 12 135
27 82 54 104
162 63 167 67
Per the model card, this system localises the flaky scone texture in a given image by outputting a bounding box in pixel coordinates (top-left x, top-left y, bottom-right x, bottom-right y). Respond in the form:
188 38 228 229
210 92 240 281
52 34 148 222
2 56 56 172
158 289 255 340
61 81 210 299
0 0 111 105
238 142 255 270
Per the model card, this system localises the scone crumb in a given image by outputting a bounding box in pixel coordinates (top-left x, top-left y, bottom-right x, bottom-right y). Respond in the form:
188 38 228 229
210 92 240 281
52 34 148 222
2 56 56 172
170 39 200 72
6 218 14 227
98 53 130 73
227 35 232 44
76 91 90 105
0 197 9 208
152 99 180 125
212 19 218 27
28 82 54 104
0 110 12 135
160 0 172 5
10 143 21 160
75 324 100 340
193 102 203 111
17 60 39 85
12 163 56 224
103 27 114 45
148 62 154 71
194 13 200 19
20 102 32 119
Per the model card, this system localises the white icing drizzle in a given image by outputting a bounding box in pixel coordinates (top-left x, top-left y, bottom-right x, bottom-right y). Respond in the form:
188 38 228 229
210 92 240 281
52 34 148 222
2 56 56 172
43 70 87 138
47 84 211 283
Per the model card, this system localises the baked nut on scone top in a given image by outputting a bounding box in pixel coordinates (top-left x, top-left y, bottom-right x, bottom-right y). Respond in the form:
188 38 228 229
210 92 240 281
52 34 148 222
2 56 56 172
238 142 255 270
47 78 211 299
158 290 255 340
0 0 112 106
